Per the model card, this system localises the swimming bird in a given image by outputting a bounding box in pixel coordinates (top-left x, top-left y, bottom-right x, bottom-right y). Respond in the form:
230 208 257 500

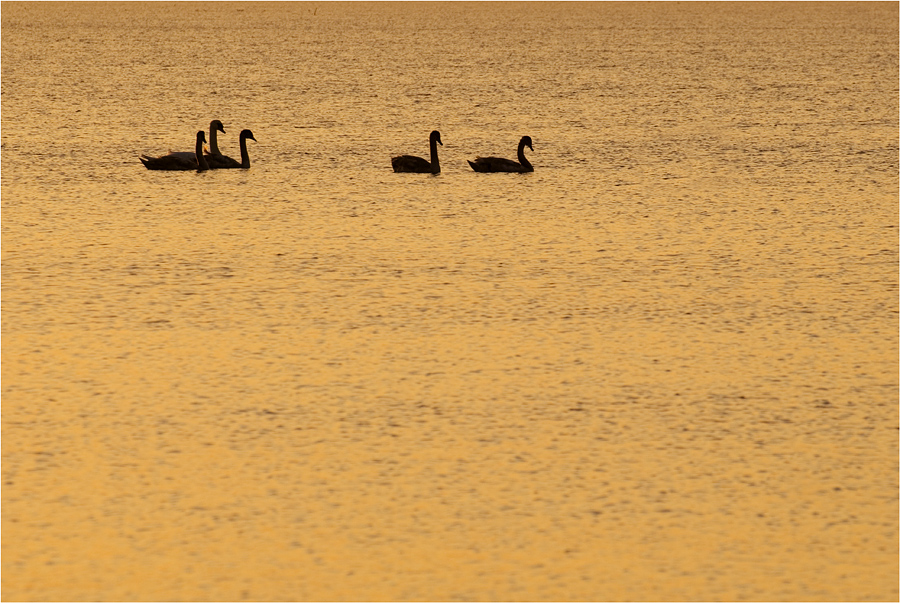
468 136 534 173
140 131 209 171
205 129 257 169
152 120 226 162
392 130 442 174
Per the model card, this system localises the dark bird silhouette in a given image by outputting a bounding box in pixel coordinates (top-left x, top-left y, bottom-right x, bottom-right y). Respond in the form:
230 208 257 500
468 136 534 173
205 129 257 169
140 131 209 171
392 130 442 174
148 120 225 163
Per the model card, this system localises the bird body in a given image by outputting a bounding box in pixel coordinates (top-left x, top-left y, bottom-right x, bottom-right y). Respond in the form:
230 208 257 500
205 129 257 169
144 120 225 163
392 130 442 174
468 136 534 173
140 131 209 171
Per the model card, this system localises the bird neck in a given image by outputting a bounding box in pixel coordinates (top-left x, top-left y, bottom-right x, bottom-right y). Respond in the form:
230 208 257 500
518 143 532 171
196 136 209 171
239 135 251 168
209 125 221 155
429 138 440 173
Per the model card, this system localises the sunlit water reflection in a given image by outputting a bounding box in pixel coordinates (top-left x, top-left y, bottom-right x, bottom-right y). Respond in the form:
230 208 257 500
2 3 897 601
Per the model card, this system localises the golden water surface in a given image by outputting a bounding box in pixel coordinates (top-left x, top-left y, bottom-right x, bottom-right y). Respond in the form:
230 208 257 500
2 2 898 601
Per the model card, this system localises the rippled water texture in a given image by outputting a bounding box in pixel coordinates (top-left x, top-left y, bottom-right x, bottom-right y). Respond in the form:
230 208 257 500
2 2 898 601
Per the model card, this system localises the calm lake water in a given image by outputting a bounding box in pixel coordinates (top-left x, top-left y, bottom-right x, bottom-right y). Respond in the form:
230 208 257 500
2 2 898 601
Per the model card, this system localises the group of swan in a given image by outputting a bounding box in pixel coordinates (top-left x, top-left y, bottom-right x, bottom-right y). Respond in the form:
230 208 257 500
139 120 256 171
140 123 533 175
392 131 534 174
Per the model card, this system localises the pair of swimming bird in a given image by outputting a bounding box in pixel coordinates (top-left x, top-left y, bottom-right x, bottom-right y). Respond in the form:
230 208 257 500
392 130 534 174
139 120 256 171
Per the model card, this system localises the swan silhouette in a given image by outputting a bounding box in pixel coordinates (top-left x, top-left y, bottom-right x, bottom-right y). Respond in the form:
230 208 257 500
205 129 257 169
468 136 534 173
392 130 442 173
148 120 225 163
140 131 209 171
